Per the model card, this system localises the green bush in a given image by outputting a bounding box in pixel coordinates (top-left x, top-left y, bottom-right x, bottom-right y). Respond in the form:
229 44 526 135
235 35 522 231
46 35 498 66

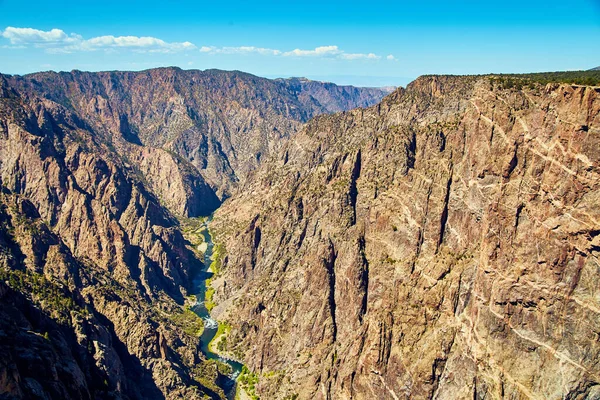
169 307 204 337
238 365 260 399
210 242 226 274
0 268 87 325
489 70 600 88
205 286 216 311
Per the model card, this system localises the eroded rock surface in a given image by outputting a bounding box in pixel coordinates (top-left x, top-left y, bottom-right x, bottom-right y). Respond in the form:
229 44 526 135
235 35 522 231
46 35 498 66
213 76 600 399
5 68 391 209
0 83 224 398
0 68 389 399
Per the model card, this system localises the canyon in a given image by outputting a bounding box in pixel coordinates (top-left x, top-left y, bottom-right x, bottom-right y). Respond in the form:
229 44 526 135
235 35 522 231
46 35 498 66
0 68 389 399
1 68 599 400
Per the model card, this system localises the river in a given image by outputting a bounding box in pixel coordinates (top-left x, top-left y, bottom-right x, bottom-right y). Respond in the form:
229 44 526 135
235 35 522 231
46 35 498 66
190 219 244 400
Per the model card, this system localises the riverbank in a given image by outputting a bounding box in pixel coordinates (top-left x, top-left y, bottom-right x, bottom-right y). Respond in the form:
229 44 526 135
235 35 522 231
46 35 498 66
182 217 245 400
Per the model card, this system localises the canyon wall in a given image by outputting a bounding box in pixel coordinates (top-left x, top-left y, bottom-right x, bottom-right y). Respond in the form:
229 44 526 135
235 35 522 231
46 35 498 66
0 68 389 399
212 76 600 399
6 68 391 208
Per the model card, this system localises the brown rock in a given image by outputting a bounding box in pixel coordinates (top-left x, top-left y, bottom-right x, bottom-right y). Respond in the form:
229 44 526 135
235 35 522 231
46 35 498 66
213 76 600 399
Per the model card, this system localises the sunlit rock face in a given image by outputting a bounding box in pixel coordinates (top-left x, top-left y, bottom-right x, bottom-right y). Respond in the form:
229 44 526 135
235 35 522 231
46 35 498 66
0 68 390 399
213 76 600 399
5 68 391 210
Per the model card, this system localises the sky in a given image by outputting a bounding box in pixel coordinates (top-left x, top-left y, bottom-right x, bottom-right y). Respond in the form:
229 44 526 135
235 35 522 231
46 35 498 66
0 0 599 87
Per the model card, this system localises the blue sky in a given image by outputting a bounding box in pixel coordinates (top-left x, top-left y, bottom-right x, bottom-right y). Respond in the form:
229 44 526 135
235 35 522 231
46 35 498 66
0 0 599 86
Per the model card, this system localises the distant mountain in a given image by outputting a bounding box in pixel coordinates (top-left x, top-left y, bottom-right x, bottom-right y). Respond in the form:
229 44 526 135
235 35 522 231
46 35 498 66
590 66 600 70
276 76 394 113
0 67 390 399
4 68 391 213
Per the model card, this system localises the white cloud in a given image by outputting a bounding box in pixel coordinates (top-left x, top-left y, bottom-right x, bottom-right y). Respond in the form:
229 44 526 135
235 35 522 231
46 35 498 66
386 54 397 61
1 26 197 54
200 44 382 61
200 45 282 56
1 26 386 61
80 35 196 53
2 27 81 46
340 52 380 60
282 45 341 57
233 46 282 56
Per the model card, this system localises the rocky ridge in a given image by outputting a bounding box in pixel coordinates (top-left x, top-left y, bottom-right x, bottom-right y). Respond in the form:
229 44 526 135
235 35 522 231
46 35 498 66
0 83 221 399
5 68 391 210
211 76 600 399
276 77 395 113
0 68 390 399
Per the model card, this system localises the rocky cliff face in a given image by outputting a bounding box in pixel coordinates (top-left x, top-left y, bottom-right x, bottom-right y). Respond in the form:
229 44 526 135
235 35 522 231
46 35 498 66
212 76 600 399
0 81 225 399
5 68 389 210
0 68 389 399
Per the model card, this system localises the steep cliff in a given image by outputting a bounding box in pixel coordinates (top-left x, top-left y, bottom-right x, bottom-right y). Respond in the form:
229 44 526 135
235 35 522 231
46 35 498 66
0 68 390 399
0 80 227 399
212 76 600 399
4 68 390 211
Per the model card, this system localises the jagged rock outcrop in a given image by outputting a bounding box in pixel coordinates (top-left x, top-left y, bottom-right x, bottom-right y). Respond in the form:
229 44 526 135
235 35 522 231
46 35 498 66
212 76 600 399
0 68 389 399
0 81 223 399
4 68 390 211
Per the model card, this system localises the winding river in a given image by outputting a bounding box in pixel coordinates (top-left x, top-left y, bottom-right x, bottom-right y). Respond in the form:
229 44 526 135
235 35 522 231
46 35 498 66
190 220 244 399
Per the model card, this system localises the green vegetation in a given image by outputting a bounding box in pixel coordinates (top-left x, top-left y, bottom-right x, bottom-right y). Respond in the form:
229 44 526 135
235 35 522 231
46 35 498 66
192 359 233 395
238 365 260 400
0 268 87 325
181 216 209 232
10 212 43 235
209 321 232 353
182 227 207 250
216 335 227 352
204 286 216 311
169 307 204 337
489 70 600 89
187 294 198 304
199 358 233 376
331 177 351 192
210 242 226 274
383 256 398 264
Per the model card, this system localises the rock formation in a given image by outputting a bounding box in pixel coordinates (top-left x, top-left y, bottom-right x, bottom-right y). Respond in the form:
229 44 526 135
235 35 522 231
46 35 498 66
3 65 599 399
5 68 391 209
212 76 600 399
0 68 390 399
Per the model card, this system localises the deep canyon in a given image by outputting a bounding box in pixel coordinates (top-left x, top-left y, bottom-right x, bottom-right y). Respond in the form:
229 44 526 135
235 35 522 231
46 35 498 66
0 68 599 400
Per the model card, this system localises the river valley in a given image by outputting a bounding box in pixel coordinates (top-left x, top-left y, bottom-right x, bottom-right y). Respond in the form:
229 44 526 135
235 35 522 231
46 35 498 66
189 219 244 399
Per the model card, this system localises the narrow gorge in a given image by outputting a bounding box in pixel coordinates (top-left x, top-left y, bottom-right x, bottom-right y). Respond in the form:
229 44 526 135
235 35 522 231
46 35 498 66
186 217 244 399
0 68 390 399
1 68 599 400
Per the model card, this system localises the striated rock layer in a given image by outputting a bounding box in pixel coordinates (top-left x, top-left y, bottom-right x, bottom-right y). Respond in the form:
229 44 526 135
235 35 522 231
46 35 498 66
212 76 600 399
0 68 389 399
4 68 391 211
